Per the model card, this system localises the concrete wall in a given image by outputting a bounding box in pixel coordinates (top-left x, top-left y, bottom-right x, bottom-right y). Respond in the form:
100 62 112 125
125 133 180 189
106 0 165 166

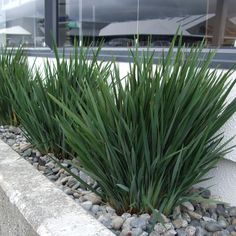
0 139 114 236
27 56 236 206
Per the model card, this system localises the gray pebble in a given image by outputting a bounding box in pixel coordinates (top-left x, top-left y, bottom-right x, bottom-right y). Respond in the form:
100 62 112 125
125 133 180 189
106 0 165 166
205 222 222 232
22 148 32 157
81 201 93 211
195 226 207 236
98 214 112 229
185 226 196 236
212 230 230 236
111 216 124 230
91 204 100 214
218 216 228 228
229 207 236 217
131 227 143 236
182 202 195 212
176 228 187 236
48 175 58 181
131 217 149 230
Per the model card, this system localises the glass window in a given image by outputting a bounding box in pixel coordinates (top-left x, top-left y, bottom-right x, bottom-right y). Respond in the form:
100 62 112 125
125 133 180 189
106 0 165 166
58 0 236 48
59 0 138 47
0 0 45 47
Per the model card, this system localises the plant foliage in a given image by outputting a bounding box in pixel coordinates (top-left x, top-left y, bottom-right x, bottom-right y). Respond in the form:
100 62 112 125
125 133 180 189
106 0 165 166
50 37 236 215
7 45 110 158
0 47 29 125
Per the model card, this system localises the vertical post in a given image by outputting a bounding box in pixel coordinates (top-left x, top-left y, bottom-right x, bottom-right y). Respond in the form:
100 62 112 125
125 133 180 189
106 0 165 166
79 0 82 47
92 5 95 46
212 0 229 47
45 0 58 48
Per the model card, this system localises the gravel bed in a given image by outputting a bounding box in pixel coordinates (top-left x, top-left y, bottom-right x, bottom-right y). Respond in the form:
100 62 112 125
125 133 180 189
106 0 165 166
1 125 236 236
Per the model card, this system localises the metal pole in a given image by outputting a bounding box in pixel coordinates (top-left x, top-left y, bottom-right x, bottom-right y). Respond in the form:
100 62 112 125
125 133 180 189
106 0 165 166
212 0 229 47
79 0 82 47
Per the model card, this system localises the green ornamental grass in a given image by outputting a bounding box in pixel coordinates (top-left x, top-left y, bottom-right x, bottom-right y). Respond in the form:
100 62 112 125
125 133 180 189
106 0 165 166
7 45 111 158
50 37 236 215
0 47 30 125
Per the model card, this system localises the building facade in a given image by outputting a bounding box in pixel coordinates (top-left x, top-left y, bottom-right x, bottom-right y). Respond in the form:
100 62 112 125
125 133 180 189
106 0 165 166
0 0 235 49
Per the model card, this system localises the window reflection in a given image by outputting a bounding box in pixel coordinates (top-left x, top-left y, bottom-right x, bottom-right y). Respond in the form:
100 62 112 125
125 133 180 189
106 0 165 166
0 0 45 47
59 0 138 47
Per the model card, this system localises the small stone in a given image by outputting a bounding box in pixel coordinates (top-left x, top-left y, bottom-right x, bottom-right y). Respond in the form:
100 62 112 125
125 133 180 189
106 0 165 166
216 205 227 217
67 177 78 188
149 232 160 236
185 226 196 236
73 192 80 198
176 228 187 236
229 208 236 217
23 148 32 157
164 229 177 236
61 162 69 168
211 213 218 221
111 216 124 230
196 226 207 236
83 192 102 204
190 220 201 227
203 217 217 222
48 175 58 181
154 223 167 234
9 126 21 134
205 222 222 232
182 213 191 223
106 206 116 215
59 176 70 185
218 216 228 228
70 167 79 176
131 227 143 236
7 139 16 146
161 213 171 223
35 150 41 158
120 228 132 236
188 211 202 220
98 214 112 229
199 188 211 199
122 217 136 230
182 202 195 212
91 205 100 214
19 143 31 152
165 223 175 231
201 202 217 211
121 213 131 220
131 217 148 230
71 182 80 190
140 232 149 236
38 165 46 172
232 219 236 225
45 161 55 169
213 230 230 236
81 201 93 211
52 167 60 174
173 218 188 229
226 225 235 233
173 206 181 219
64 188 73 195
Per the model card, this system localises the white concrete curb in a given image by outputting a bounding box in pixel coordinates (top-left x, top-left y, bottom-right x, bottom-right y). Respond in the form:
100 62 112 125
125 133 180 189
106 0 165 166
0 139 114 236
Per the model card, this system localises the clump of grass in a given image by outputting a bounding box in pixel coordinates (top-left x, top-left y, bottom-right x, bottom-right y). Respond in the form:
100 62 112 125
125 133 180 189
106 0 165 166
7 45 111 158
0 47 30 125
50 36 236 215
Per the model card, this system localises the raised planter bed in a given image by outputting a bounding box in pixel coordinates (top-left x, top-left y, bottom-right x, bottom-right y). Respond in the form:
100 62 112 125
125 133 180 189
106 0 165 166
0 138 114 236
1 125 236 236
